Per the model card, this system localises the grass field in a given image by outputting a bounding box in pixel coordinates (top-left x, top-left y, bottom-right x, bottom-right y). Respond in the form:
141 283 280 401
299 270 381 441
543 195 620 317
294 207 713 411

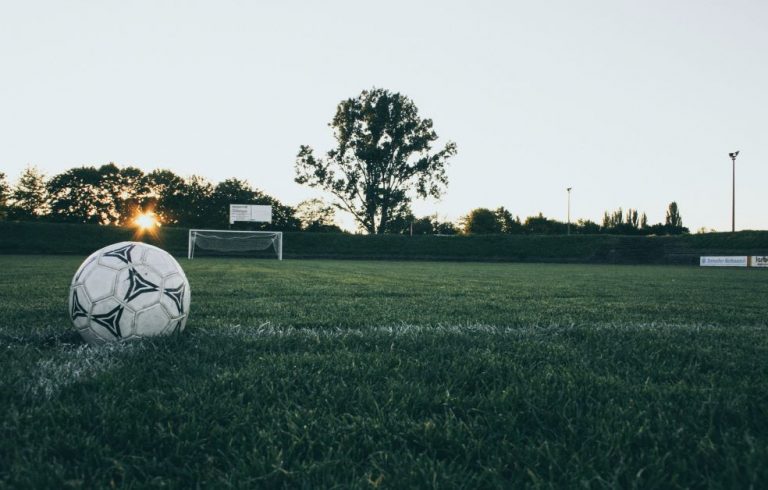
1 256 767 488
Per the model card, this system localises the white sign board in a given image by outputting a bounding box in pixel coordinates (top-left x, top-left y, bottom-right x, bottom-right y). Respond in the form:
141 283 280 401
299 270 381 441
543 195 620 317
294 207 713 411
751 256 768 268
229 204 272 224
700 256 748 267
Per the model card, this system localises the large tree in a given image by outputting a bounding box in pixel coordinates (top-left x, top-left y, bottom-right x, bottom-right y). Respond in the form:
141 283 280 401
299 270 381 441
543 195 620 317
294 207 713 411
295 88 457 234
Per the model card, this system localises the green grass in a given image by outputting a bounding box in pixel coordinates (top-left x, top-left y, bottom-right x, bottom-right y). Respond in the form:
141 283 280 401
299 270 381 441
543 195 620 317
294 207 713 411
1 256 767 488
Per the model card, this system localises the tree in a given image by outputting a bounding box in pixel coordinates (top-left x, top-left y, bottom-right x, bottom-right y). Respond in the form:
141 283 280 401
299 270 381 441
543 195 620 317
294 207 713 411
462 208 501 234
602 208 623 229
47 166 103 223
665 202 682 228
295 198 342 232
145 169 187 225
295 88 457 234
97 164 148 225
664 201 687 235
494 207 522 234
523 213 566 234
47 164 149 225
410 216 434 235
625 209 639 229
0 172 9 219
576 219 601 234
8 166 49 220
434 220 458 235
175 175 215 228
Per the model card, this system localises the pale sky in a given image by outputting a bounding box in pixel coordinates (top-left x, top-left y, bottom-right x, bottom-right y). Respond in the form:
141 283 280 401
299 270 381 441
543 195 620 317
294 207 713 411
1 0 766 232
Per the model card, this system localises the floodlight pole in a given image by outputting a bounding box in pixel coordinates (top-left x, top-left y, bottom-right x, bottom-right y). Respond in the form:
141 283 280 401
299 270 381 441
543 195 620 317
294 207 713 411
566 187 572 235
729 151 739 233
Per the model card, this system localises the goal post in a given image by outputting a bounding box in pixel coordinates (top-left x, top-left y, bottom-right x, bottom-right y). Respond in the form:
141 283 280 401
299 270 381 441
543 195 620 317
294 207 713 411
188 229 283 260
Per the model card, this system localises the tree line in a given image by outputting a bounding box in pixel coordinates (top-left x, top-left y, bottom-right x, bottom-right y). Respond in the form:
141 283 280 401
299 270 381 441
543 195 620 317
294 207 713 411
0 165 687 235
454 202 687 236
0 165 340 232
0 88 690 236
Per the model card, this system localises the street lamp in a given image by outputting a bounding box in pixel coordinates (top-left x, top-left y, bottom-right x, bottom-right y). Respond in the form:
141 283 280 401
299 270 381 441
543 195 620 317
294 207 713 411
729 151 739 233
566 187 572 235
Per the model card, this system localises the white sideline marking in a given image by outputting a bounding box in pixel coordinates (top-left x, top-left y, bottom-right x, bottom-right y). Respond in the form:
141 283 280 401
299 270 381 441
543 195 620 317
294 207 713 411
192 322 744 340
26 342 143 399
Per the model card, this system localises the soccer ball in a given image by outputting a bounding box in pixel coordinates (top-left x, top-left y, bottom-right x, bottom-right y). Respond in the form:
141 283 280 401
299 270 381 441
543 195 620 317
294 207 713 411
69 241 191 345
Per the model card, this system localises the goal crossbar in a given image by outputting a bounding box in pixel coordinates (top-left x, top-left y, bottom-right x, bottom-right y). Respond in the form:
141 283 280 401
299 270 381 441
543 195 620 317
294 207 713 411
188 229 283 260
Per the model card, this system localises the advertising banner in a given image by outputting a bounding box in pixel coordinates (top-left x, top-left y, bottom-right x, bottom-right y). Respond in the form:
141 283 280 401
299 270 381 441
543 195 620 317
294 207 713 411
700 256 748 267
750 256 768 268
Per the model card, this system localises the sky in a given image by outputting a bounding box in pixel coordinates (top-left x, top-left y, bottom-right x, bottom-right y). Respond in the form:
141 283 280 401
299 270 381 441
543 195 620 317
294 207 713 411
1 0 766 232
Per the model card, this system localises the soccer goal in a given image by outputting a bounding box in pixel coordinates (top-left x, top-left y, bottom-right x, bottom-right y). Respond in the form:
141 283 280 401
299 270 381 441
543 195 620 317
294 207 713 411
188 230 283 260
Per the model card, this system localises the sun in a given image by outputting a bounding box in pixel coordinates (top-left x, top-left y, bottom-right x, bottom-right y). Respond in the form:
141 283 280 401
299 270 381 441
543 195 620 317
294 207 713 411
134 211 160 231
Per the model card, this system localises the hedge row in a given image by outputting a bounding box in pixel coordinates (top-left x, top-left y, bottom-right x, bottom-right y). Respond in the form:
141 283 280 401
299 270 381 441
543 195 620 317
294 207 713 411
1 221 767 264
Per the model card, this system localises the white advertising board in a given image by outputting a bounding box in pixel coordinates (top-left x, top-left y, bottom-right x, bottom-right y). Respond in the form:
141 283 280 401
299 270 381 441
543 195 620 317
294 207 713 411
700 256 748 267
751 256 768 268
229 204 272 224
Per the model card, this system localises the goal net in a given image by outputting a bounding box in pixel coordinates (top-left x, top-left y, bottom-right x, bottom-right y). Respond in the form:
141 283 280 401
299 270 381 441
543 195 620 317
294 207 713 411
188 230 283 260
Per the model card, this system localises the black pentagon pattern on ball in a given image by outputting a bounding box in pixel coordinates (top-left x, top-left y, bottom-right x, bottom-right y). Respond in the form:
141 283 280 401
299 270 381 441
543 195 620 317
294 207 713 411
70 290 88 320
104 244 135 264
124 267 160 303
164 284 185 314
92 304 124 339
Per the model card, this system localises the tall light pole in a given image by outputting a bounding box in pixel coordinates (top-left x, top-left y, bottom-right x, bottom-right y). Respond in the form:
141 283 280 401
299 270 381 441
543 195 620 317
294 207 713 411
567 187 572 235
729 151 739 232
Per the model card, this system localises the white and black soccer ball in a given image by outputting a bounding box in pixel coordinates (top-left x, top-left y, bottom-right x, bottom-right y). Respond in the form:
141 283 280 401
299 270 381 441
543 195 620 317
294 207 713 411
69 242 191 345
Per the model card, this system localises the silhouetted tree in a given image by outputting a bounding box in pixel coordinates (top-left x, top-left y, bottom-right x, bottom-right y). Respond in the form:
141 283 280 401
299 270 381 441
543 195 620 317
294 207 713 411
97 164 148 225
47 166 102 223
145 169 187 225
626 209 639 229
495 207 522 234
576 219 601 234
406 216 432 235
665 202 682 228
380 202 415 234
664 201 687 235
46 164 148 225
8 166 49 220
295 88 457 234
0 172 9 220
462 208 501 234
434 220 458 235
173 175 215 228
523 213 567 234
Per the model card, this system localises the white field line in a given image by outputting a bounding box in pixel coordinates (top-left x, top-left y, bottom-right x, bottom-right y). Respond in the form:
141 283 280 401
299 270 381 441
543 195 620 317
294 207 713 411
191 322 750 341
25 342 144 400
